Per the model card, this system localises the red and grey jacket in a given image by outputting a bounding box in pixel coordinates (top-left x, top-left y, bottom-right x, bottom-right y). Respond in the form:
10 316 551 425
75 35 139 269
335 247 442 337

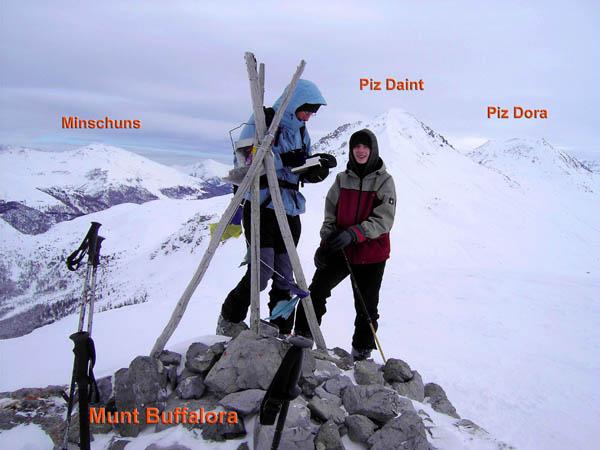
320 129 396 264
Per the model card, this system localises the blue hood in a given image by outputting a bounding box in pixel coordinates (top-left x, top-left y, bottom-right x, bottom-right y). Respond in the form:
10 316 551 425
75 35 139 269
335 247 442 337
239 78 326 140
272 79 327 131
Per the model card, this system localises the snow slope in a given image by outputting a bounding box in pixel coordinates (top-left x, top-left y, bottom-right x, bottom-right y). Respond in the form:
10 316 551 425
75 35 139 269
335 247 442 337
173 159 232 180
1 109 599 449
0 144 210 234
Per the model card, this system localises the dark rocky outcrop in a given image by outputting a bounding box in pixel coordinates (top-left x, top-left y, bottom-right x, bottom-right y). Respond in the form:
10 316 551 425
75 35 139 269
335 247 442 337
2 330 479 449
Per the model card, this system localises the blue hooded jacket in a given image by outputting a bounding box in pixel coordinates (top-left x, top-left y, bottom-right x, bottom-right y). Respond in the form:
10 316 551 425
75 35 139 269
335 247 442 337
237 79 327 216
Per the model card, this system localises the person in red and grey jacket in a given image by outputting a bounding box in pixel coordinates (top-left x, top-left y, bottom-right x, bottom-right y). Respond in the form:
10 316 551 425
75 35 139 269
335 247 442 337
293 128 396 360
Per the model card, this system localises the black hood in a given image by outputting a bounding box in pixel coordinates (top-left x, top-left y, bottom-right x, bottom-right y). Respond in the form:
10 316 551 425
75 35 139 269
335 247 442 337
348 128 382 177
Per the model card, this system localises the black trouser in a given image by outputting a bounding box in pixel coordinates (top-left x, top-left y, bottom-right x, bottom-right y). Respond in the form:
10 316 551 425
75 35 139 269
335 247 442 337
294 251 386 350
221 202 301 334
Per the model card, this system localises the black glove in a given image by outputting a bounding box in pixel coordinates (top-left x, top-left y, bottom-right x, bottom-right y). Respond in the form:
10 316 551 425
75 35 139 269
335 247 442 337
327 229 357 251
314 246 328 270
280 149 307 168
313 153 337 169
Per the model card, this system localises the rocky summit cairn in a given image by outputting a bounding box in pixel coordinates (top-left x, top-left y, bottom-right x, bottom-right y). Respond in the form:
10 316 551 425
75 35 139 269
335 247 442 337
1 330 478 449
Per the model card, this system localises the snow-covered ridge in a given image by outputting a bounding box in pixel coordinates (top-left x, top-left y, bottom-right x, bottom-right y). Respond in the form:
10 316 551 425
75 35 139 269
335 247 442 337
469 137 593 176
1 109 599 450
0 144 231 234
173 158 232 180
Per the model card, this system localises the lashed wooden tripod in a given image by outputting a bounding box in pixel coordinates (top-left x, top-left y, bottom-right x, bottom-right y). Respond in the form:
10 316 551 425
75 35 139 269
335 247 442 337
151 52 326 358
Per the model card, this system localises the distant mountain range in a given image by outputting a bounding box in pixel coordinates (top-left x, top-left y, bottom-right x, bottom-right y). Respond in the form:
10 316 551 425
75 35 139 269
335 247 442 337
1 110 598 340
0 144 232 235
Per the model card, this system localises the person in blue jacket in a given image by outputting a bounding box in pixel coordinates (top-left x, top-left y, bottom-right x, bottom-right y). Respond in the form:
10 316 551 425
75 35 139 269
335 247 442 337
217 79 328 337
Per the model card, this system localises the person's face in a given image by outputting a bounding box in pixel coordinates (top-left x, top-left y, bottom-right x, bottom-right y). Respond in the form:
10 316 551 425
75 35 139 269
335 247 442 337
295 111 314 122
352 144 370 164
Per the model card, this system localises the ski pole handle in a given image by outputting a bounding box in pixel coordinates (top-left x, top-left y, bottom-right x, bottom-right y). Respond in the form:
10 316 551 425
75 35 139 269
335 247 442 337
66 222 102 271
92 236 105 268
86 222 102 265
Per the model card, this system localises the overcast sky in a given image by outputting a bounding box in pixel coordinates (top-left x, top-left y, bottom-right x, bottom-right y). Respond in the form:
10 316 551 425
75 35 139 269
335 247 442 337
1 0 599 165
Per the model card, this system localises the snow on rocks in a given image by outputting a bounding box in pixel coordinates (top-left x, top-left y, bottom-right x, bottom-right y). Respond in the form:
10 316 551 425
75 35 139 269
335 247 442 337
0 329 484 449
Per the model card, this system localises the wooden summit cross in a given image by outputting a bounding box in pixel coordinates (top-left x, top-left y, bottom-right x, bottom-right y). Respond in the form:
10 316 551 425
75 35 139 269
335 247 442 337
150 52 326 358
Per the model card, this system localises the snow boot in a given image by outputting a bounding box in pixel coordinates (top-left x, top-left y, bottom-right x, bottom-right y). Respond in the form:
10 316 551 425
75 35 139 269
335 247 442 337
216 314 249 338
351 347 372 361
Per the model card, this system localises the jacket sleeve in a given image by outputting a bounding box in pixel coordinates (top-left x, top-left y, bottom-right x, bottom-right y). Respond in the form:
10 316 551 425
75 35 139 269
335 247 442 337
353 174 396 241
319 174 341 241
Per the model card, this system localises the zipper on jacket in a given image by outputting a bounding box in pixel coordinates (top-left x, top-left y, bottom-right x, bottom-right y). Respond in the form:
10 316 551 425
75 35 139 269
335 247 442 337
350 177 364 263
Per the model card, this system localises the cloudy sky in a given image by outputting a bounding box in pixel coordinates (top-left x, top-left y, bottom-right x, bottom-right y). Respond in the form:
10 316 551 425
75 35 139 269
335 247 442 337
1 0 598 165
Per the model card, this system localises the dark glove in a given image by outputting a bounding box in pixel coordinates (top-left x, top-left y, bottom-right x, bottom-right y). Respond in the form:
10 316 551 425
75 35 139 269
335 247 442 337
314 246 328 270
313 153 337 169
327 229 357 251
280 149 307 168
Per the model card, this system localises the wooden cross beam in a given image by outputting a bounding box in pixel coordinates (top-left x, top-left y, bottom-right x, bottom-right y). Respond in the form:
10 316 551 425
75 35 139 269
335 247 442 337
150 53 326 358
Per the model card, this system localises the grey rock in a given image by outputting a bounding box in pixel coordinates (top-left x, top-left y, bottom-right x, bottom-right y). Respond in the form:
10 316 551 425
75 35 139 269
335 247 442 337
315 419 345 450
424 383 460 419
314 386 342 407
129 356 165 405
236 443 250 450
323 375 353 397
314 359 342 384
90 410 114 434
342 384 401 423
166 365 178 390
312 348 353 371
253 398 317 450
114 368 140 437
185 342 219 374
154 393 220 432
209 342 226 358
260 320 280 338
390 371 425 402
299 375 321 397
308 397 345 424
454 418 487 433
367 411 430 450
107 439 131 450
159 350 182 366
204 330 286 394
96 375 113 405
202 412 246 441
145 445 192 450
354 360 385 385
301 349 317 379
345 414 378 443
384 359 414 383
397 397 417 415
219 389 266 415
175 374 205 400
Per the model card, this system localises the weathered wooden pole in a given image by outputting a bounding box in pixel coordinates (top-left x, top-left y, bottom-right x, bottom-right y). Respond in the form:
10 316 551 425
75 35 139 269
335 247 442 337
263 151 327 350
150 55 307 358
246 54 266 334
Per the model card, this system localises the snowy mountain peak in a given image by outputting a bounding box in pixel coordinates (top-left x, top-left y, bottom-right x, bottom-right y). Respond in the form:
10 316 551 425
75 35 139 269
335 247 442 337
173 159 232 180
312 107 455 161
469 137 594 178
0 144 232 235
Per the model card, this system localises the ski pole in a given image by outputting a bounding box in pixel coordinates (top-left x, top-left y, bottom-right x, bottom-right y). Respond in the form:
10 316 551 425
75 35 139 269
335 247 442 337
259 335 312 450
341 251 387 363
63 222 104 450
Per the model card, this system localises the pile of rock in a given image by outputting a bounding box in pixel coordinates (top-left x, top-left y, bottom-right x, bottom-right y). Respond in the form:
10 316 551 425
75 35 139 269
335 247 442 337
1 330 465 450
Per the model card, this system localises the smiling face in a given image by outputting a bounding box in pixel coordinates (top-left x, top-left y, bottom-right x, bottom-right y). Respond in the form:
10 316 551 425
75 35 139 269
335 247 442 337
352 144 371 164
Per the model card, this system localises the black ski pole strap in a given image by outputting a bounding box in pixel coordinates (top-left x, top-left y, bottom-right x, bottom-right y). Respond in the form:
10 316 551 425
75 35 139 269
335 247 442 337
87 336 100 403
66 222 101 271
